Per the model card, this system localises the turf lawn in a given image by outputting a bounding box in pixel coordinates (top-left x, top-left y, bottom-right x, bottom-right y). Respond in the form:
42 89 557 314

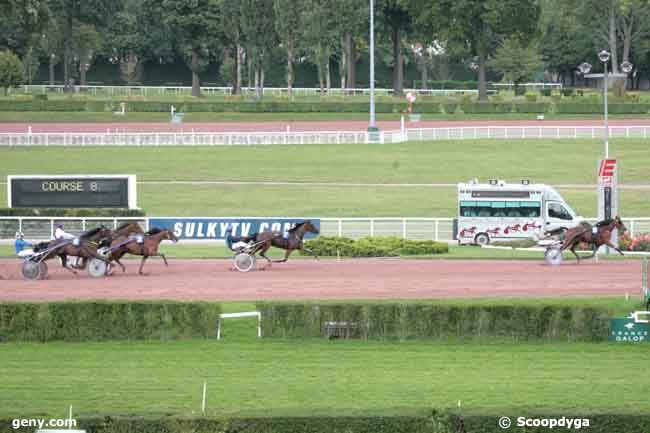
0 139 649 217
1 336 649 417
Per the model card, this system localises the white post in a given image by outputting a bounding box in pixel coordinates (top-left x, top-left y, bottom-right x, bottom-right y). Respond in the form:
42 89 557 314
370 219 374 237
68 405 73 431
201 381 207 414
402 219 407 239
435 220 439 241
338 219 342 237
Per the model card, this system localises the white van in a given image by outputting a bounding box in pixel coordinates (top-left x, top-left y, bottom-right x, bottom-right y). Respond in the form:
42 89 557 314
457 179 585 245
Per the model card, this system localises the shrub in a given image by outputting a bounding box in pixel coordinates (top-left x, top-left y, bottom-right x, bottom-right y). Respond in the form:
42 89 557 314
561 87 575 97
304 236 448 257
0 301 222 342
540 88 552 97
622 233 650 252
524 92 537 102
514 85 526 96
256 301 612 341
513 102 549 113
461 102 513 114
442 102 458 114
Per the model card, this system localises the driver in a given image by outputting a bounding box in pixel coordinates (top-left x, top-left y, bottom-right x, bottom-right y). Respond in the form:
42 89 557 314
15 232 34 258
224 223 251 251
54 224 76 240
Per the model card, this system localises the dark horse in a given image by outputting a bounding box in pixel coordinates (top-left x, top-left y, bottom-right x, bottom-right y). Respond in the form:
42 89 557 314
108 228 178 275
560 216 627 263
232 220 319 267
33 226 113 275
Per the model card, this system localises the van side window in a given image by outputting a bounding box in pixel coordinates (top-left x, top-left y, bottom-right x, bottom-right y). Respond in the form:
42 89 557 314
548 203 572 220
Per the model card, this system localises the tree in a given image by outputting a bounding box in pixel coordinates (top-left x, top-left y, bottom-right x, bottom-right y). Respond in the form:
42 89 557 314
332 0 367 91
0 0 49 57
47 0 119 91
220 0 244 95
0 50 25 95
489 37 542 91
413 0 540 100
162 0 220 97
273 0 306 97
240 0 277 99
378 0 411 95
301 0 338 94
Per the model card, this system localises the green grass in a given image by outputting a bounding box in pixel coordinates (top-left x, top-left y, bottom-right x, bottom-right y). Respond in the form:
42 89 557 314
0 339 648 417
0 140 649 217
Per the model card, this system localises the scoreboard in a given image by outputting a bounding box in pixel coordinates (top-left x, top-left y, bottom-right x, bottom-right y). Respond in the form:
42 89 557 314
8 175 137 209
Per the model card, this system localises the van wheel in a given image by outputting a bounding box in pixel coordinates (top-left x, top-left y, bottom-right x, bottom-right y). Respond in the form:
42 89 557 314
474 233 490 246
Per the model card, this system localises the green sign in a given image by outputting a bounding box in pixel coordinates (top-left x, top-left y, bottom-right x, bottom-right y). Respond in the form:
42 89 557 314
609 316 650 343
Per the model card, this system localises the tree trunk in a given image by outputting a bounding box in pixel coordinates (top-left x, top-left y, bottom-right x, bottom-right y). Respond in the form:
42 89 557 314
608 0 618 74
392 27 403 96
254 67 260 100
478 52 488 101
345 32 356 91
340 36 346 90
49 56 55 86
260 67 265 100
80 64 86 86
286 44 293 98
63 14 73 92
420 58 428 90
234 40 242 95
191 48 201 97
326 59 331 92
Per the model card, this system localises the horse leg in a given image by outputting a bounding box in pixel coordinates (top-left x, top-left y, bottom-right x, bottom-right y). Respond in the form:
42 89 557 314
160 253 169 266
60 254 78 275
570 243 581 264
604 240 625 256
301 246 319 260
273 249 292 263
258 244 272 269
138 256 148 275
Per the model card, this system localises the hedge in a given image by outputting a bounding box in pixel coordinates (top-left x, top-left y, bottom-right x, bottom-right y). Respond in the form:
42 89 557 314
460 102 513 114
513 102 549 113
304 236 448 257
0 208 146 217
3 414 649 433
555 103 650 114
0 301 222 342
255 302 611 342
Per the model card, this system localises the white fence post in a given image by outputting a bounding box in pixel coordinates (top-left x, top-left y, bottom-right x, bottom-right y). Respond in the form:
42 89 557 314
402 219 406 239
434 220 439 241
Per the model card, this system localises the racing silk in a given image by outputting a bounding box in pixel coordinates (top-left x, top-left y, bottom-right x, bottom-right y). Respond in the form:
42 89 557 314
55 228 75 240
15 239 32 254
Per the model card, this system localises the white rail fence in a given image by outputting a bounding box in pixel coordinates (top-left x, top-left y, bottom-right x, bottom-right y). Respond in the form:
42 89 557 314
1 126 650 147
18 84 538 97
2 216 650 242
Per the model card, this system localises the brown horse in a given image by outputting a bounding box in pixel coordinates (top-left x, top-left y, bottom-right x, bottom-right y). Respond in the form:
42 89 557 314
238 220 319 267
108 228 178 275
33 226 113 275
560 216 627 263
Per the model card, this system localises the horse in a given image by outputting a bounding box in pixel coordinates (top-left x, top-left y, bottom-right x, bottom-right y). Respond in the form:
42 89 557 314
112 222 145 238
108 228 178 275
559 216 627 263
32 226 113 275
234 220 319 267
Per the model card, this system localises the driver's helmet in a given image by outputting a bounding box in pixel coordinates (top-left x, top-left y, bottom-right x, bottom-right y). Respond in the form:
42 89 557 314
15 231 24 239
57 224 64 229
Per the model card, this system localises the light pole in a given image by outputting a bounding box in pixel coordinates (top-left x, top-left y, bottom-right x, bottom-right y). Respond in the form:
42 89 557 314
368 0 378 134
578 54 634 249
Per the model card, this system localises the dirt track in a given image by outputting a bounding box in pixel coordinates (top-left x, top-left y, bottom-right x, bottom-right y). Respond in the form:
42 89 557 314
2 118 650 133
0 259 642 301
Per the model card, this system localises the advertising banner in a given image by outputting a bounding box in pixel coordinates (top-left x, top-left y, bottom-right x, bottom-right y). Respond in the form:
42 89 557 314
148 217 320 240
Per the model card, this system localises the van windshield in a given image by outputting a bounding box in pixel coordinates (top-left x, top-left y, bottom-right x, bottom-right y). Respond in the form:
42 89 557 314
548 202 574 220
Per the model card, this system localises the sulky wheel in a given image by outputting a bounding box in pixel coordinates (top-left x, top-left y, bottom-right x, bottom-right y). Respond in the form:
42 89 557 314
87 258 108 278
38 262 48 280
233 252 256 272
21 261 41 280
545 247 563 266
